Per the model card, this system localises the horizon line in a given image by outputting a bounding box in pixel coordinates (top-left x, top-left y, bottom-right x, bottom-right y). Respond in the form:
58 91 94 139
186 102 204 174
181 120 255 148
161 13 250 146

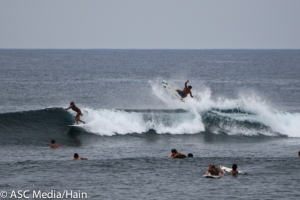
0 48 299 50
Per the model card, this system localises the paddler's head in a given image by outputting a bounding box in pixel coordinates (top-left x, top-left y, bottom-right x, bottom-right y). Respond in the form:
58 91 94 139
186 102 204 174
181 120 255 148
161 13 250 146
232 164 238 170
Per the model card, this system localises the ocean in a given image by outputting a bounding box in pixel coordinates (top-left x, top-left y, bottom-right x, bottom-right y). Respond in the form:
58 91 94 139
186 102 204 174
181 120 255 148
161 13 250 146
0 49 299 199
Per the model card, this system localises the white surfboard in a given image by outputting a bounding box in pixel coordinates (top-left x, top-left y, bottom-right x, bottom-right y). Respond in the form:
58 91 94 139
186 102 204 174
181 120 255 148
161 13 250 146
162 80 184 102
220 165 247 175
203 174 221 179
68 124 85 127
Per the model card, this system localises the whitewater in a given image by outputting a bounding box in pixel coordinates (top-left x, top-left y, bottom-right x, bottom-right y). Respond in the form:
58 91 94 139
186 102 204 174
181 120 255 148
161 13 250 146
62 79 300 138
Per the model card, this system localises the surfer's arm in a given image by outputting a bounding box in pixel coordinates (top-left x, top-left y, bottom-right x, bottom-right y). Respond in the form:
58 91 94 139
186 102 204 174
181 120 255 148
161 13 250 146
189 91 193 98
65 106 71 110
185 80 189 88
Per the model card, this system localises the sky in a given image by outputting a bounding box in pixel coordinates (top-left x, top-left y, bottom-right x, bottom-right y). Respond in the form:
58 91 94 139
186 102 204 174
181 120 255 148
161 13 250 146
0 0 299 49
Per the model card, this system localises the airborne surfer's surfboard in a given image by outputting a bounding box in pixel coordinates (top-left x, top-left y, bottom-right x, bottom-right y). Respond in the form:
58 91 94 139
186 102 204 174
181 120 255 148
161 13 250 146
162 80 184 102
220 165 247 175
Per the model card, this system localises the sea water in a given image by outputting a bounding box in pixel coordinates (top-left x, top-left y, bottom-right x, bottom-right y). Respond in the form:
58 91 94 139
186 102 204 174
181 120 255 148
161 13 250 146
0 49 299 199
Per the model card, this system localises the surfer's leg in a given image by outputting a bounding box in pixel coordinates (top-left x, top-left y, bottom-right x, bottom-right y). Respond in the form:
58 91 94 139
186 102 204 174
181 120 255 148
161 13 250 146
75 113 80 124
176 90 185 98
74 117 79 124
75 113 85 124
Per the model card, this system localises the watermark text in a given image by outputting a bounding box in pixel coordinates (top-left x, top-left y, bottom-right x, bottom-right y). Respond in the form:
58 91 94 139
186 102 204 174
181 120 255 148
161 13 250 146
0 190 87 199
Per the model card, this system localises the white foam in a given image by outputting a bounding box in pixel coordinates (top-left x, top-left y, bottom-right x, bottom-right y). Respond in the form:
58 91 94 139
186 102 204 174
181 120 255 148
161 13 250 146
150 79 300 137
66 80 300 138
71 108 204 136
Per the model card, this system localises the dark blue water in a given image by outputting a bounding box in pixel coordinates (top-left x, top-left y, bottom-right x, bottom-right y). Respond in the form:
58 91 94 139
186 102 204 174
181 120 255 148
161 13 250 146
0 49 300 199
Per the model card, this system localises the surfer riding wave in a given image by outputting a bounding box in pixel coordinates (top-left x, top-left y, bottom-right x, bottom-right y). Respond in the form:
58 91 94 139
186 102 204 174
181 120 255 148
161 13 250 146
65 102 85 125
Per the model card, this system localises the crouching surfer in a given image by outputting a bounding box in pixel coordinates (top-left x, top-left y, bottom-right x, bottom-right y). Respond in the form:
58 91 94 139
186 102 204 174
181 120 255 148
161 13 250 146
65 102 85 125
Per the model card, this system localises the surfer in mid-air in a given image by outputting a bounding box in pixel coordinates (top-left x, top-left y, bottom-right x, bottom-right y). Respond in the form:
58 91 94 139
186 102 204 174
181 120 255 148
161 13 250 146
176 79 193 98
65 102 85 124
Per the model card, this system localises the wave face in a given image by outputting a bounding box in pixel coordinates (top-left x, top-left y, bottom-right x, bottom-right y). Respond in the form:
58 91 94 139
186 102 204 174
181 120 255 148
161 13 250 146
1 80 299 140
0 108 86 146
1 101 299 141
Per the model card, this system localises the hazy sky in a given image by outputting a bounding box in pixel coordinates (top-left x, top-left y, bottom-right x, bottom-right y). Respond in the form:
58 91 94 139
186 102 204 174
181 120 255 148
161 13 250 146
0 0 299 49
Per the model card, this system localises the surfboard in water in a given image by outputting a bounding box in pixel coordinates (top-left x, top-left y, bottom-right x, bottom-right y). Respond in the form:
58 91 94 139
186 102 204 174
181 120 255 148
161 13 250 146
68 124 85 127
203 174 221 179
220 165 247 175
172 154 187 158
162 80 184 102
